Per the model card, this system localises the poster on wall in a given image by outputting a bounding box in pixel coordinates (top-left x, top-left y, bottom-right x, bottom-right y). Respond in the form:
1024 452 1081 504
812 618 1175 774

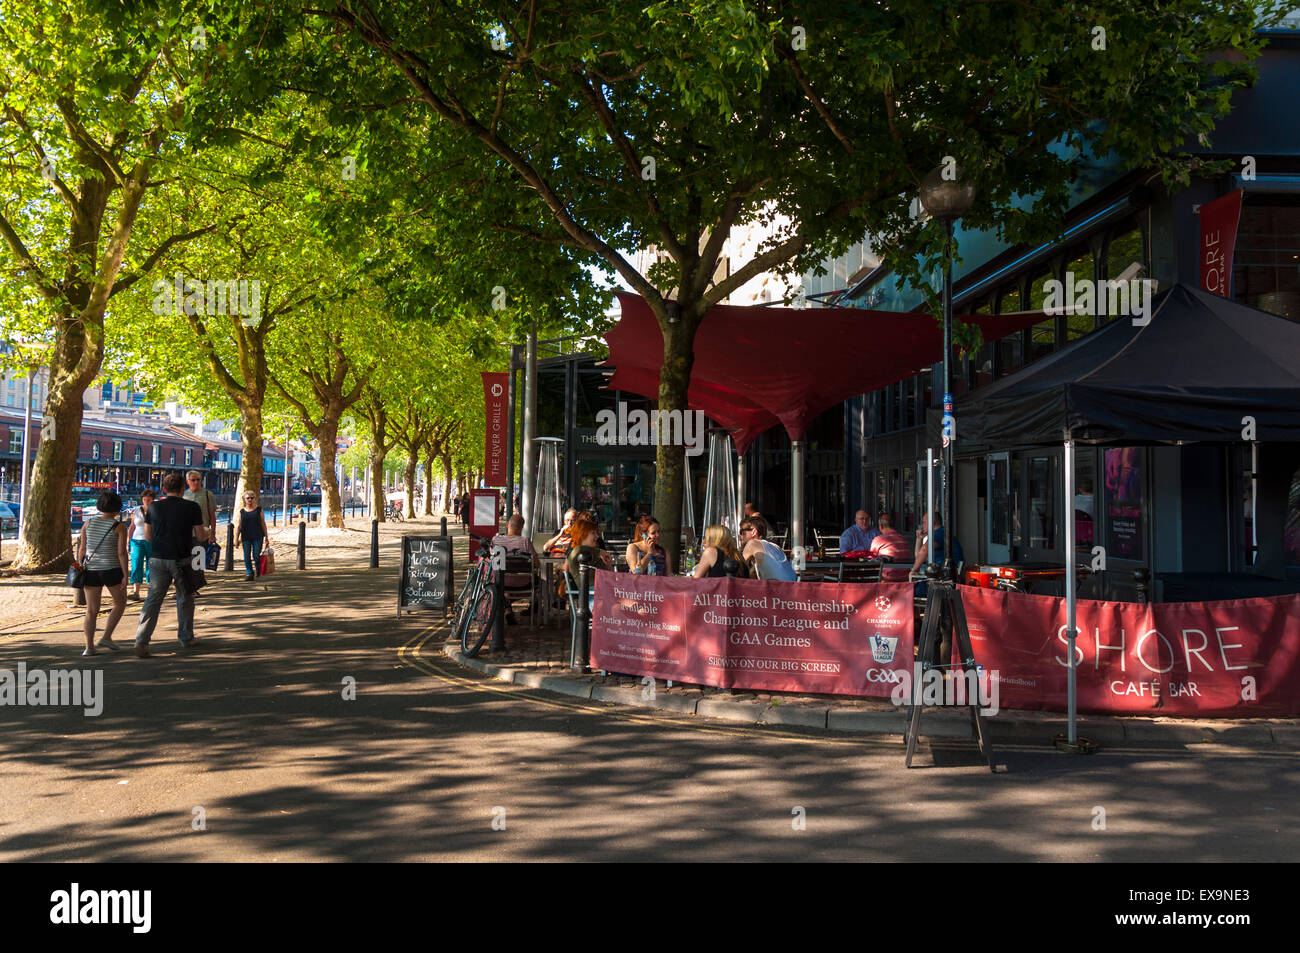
1104 447 1144 560
481 371 509 486
1199 189 1244 298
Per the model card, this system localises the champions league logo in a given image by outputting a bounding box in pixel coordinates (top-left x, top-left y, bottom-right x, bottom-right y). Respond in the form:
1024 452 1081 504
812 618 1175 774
869 634 898 664
873 595 891 613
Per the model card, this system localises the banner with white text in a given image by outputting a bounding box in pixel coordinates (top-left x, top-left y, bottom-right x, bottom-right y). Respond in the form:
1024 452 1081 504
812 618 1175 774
591 573 914 696
959 587 1300 716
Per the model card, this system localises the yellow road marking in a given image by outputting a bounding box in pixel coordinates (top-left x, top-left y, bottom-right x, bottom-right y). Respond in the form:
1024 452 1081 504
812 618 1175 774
396 624 1300 760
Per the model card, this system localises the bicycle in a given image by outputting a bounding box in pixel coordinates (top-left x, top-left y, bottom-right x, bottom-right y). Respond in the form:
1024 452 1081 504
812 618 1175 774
454 539 501 657
384 502 405 522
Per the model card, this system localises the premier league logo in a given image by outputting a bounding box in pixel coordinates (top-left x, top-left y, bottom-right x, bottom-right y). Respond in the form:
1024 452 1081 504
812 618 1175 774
869 633 898 664
874 594 891 613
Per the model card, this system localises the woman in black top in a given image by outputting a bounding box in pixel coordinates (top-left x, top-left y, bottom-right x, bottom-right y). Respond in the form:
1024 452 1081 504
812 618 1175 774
234 490 270 580
692 524 750 579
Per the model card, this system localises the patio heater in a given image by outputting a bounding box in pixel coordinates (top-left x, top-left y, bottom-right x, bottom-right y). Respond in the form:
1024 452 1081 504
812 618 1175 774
530 437 564 538
681 451 698 561
702 428 739 539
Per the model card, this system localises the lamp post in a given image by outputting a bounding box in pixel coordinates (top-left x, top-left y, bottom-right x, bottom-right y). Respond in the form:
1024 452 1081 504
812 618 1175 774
918 163 976 580
12 341 47 540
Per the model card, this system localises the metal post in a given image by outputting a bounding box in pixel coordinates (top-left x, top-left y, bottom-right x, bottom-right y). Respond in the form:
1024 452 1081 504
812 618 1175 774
573 552 591 672
490 563 507 652
281 422 290 530
925 447 936 568
225 523 235 572
370 519 379 569
941 217 955 581
18 367 34 542
1063 434 1077 744
506 344 517 520
440 516 447 536
736 449 747 531
790 438 805 553
297 520 306 570
521 333 538 537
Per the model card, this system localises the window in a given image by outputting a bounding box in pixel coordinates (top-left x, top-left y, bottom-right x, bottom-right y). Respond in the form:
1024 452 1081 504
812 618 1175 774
1026 268 1057 364
184 448 192 465
1233 196 1300 318
133 445 142 462
1103 221 1146 323
1065 247 1097 341
112 440 123 461
995 286 1023 377
151 443 160 463
169 449 176 465
1286 466 1300 573
8 430 21 453
1074 451 1097 556
1103 447 1146 561
1027 454 1060 553
91 441 101 460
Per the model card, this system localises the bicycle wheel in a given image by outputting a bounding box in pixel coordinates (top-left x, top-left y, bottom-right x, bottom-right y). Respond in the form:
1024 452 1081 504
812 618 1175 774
461 578 498 657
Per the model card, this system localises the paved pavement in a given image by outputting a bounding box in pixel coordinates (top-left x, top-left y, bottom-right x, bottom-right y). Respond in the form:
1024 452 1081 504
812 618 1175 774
1 515 1297 861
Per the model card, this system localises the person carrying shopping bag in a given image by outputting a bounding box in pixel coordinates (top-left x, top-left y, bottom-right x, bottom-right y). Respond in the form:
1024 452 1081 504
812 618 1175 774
234 490 270 580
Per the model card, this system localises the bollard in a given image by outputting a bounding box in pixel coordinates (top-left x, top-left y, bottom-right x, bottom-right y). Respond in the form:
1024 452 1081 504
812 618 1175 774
297 521 306 570
225 523 234 571
572 552 591 672
1133 568 1150 605
722 558 741 577
370 519 379 569
440 516 447 537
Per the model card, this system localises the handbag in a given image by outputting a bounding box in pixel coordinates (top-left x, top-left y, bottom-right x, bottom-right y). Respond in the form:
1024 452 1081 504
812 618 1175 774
259 547 276 576
66 519 118 588
205 540 221 570
181 561 208 592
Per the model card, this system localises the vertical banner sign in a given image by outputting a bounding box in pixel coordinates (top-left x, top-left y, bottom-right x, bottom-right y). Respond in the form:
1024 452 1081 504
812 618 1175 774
482 371 509 486
1200 189 1243 298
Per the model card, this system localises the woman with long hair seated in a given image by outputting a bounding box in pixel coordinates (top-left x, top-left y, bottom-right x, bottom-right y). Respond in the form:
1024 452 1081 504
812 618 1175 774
566 515 614 579
625 515 671 575
692 524 749 579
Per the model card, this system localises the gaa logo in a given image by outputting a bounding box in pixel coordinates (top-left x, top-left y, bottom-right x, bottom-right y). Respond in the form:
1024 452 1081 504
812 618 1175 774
874 595 891 613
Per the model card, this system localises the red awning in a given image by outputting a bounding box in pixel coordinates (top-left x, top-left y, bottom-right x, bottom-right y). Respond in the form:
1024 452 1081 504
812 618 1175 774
607 292 1048 451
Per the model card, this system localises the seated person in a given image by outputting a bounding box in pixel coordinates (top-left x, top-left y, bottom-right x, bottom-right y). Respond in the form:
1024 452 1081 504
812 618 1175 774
566 516 614 580
738 515 795 581
912 513 965 592
839 510 879 556
743 501 761 520
692 524 750 579
625 515 671 575
867 515 912 581
544 508 578 554
492 514 539 624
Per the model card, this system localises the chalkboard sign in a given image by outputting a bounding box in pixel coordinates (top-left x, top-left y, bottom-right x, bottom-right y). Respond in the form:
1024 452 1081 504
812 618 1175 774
398 535 453 618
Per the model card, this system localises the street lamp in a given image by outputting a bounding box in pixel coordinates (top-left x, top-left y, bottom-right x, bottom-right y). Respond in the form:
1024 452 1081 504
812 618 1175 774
11 340 49 538
918 163 976 580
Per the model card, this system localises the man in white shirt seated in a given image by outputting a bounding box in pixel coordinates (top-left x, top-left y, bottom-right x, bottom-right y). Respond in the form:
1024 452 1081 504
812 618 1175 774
839 510 879 555
739 515 796 581
491 514 538 624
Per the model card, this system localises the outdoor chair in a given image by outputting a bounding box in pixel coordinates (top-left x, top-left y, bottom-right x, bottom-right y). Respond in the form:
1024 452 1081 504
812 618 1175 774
500 553 539 630
836 559 882 584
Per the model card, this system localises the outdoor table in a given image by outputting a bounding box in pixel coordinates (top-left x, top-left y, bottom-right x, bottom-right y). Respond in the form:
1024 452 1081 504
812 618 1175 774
540 555 568 626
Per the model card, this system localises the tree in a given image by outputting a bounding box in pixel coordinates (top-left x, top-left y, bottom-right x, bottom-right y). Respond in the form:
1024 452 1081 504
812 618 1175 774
0 2 227 570
220 0 1270 554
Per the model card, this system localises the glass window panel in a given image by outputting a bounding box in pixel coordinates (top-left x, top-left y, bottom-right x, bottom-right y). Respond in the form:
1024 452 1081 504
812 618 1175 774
1286 466 1300 571
1026 269 1057 364
1066 247 1097 340
1028 455 1059 551
1233 198 1300 318
996 286 1023 377
1074 451 1096 556
1103 223 1145 324
903 465 917 534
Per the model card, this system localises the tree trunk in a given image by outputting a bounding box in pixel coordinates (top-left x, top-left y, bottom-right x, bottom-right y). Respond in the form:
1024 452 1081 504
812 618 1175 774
652 319 696 561
316 419 344 528
441 454 453 515
423 446 435 516
13 391 82 572
370 452 386 522
403 455 418 519
235 404 265 507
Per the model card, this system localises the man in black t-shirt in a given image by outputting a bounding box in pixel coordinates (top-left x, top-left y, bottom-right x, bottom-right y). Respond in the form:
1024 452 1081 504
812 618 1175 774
133 472 210 658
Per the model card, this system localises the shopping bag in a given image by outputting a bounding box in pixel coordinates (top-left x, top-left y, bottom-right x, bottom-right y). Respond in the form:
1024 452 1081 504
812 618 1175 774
259 548 276 576
205 541 221 570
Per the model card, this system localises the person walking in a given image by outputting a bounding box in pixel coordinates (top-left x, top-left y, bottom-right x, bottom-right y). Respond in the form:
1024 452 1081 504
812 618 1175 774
133 472 209 658
184 470 217 567
128 489 155 599
234 490 269 580
77 490 130 656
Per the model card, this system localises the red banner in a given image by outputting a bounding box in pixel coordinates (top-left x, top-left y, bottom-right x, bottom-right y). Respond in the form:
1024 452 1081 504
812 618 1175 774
959 587 1300 717
1199 189 1243 298
592 573 914 696
481 372 509 486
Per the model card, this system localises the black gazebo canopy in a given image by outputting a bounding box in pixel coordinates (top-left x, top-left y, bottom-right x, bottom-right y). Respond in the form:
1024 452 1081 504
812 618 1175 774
959 283 1300 446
